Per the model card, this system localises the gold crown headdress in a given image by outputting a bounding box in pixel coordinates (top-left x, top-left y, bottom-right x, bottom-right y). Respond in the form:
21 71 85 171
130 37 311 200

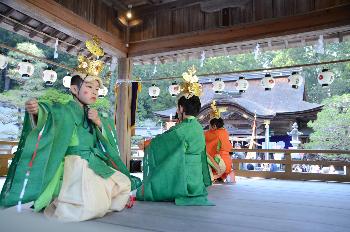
180 65 202 98
74 36 105 86
210 100 227 119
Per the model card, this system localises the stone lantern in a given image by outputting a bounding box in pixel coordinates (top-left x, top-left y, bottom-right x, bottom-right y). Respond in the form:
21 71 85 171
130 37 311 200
287 122 303 149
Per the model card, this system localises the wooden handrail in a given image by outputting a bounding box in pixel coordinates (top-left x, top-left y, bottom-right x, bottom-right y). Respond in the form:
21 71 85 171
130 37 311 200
0 141 17 176
232 148 350 154
232 159 349 166
0 141 19 146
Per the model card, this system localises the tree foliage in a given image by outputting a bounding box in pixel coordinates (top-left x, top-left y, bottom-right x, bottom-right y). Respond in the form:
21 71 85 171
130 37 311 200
133 40 350 124
306 94 350 151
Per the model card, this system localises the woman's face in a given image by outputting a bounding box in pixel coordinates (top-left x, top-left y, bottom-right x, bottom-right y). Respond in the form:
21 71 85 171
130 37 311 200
72 80 99 105
210 124 217 130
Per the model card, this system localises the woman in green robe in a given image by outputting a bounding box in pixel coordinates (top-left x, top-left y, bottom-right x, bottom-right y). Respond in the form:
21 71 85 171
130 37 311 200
0 74 140 221
136 95 213 206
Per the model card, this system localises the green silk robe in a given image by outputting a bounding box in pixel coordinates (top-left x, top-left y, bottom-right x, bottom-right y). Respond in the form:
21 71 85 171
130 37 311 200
136 116 213 206
0 100 140 208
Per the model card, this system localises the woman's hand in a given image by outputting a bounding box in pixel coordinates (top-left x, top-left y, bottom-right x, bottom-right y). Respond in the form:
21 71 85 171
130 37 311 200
88 108 102 128
25 99 38 115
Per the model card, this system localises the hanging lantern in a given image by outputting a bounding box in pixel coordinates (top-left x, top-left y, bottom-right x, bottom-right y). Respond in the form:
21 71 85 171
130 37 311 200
318 68 335 87
42 68 57 87
63 73 72 89
98 85 108 98
261 73 275 91
212 78 225 94
288 71 303 89
149 84 160 100
168 81 180 97
0 54 8 69
17 59 34 79
235 76 249 93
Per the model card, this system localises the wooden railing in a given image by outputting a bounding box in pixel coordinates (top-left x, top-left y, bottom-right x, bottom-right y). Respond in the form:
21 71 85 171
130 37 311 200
0 140 18 176
232 149 350 182
2 142 350 182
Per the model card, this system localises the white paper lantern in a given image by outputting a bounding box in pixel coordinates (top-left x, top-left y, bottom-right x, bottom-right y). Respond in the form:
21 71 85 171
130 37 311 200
168 82 180 97
63 74 72 88
288 71 303 89
98 85 108 98
212 78 225 94
235 76 249 93
318 68 335 87
149 84 160 100
42 68 57 86
0 54 8 69
17 60 34 79
261 73 275 91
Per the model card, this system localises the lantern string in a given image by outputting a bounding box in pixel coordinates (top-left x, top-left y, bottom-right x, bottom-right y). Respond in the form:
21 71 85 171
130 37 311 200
0 42 75 72
1 42 350 83
116 58 350 83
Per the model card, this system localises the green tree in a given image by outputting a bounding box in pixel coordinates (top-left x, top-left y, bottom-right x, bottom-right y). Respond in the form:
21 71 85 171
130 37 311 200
0 42 48 107
305 94 350 152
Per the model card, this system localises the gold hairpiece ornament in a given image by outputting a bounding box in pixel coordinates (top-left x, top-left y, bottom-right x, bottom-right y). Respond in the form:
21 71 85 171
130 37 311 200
210 100 227 119
74 36 105 87
180 65 202 98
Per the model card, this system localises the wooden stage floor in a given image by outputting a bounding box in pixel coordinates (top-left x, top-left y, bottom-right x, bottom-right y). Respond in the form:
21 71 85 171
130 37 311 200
1 177 350 232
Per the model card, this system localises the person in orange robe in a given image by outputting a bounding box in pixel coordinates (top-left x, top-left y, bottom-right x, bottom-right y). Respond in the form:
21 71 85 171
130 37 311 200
205 118 233 181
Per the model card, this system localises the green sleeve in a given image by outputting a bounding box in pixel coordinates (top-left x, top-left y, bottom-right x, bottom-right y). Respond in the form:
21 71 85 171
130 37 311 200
33 162 64 212
216 140 222 152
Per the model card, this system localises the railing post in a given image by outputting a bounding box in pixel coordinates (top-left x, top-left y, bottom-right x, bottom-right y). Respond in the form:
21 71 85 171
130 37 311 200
346 165 350 180
285 152 292 175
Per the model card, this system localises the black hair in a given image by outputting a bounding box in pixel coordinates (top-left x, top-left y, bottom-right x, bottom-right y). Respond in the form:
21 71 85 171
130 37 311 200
210 117 224 128
70 75 84 88
177 95 201 116
209 118 217 126
216 118 224 128
70 74 85 99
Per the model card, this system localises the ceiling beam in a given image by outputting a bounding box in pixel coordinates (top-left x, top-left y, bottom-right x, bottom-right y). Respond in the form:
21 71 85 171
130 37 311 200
135 0 200 15
2 0 126 58
13 15 31 31
29 22 46 37
66 40 82 53
0 8 15 23
128 4 350 57
100 0 127 11
43 29 60 43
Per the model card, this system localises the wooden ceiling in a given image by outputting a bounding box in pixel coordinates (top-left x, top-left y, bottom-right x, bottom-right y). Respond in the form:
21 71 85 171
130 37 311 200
102 0 179 9
0 0 350 65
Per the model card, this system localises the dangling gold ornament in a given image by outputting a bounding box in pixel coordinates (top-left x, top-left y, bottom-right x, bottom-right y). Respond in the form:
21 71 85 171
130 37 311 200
74 36 105 87
210 100 227 119
85 36 104 57
180 65 202 98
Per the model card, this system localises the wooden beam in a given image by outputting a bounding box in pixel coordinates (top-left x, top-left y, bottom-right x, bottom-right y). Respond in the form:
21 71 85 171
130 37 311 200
102 0 128 11
13 15 31 31
134 0 201 16
0 8 15 23
29 22 46 37
128 4 350 57
3 0 126 57
66 40 82 52
43 29 60 43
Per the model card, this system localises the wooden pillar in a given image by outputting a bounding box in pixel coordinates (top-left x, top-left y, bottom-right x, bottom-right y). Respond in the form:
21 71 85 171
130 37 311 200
116 58 132 169
285 152 292 176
